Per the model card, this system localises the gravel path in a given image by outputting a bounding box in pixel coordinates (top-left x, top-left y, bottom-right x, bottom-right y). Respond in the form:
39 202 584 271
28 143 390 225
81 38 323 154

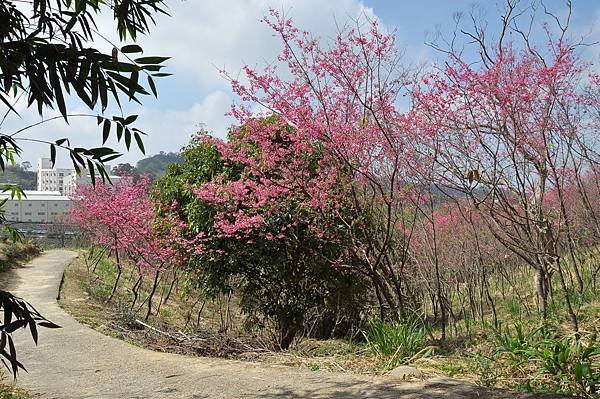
2 250 553 398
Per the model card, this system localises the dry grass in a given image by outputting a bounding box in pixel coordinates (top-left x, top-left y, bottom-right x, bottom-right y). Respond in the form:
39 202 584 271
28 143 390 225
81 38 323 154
0 385 32 399
0 240 41 273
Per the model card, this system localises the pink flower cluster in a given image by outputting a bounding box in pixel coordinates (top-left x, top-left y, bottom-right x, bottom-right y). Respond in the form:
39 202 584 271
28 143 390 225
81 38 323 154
69 176 179 270
191 124 348 242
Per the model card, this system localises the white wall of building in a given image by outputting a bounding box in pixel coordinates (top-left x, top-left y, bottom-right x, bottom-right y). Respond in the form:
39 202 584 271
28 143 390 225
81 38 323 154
37 158 52 170
37 168 72 193
1 191 71 223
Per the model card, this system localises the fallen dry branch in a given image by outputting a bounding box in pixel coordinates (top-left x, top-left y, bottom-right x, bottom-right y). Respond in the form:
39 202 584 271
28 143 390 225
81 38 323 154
134 319 182 342
108 318 271 360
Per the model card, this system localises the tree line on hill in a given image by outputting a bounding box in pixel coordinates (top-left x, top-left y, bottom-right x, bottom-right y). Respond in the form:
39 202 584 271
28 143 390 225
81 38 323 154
111 152 182 180
0 164 36 190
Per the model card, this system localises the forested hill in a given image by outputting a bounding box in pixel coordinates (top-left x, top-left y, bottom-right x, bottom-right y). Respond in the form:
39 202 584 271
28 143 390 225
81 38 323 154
0 165 37 190
112 152 183 180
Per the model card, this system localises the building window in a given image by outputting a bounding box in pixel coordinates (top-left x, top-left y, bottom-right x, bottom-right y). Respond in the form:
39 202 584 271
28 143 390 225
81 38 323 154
28 203 32 207
38 212 45 216
24 212 31 215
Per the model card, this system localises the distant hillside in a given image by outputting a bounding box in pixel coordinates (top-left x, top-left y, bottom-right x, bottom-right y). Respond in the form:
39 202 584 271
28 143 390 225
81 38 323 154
112 152 182 180
136 151 183 179
0 165 36 190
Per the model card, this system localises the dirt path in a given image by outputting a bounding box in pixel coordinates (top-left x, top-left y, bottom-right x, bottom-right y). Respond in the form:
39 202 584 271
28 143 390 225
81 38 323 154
2 250 549 398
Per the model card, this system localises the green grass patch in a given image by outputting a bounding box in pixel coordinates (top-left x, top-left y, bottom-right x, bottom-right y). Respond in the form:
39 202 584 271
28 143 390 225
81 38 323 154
0 384 32 399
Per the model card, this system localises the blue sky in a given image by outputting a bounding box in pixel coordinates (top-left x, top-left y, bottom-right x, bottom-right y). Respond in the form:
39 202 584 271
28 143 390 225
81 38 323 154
6 0 600 167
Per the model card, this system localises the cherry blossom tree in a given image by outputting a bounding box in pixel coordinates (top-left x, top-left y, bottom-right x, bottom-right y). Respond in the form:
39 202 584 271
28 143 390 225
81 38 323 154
221 2 600 334
69 176 177 319
222 10 429 320
153 2 600 344
155 124 368 349
413 1 600 330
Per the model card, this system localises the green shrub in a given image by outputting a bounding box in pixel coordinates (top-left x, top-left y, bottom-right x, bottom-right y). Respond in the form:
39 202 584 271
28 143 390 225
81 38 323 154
365 318 430 368
233 243 367 350
153 127 369 350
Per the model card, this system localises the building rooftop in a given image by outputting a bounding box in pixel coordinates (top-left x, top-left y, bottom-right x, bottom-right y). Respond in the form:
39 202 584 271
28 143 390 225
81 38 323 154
0 190 71 201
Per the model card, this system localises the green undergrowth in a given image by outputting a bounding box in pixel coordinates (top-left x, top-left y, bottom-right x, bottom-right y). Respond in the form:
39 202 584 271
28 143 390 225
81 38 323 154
486 324 600 397
60 250 434 375
0 239 41 272
60 250 251 351
365 318 433 371
417 253 600 398
65 251 188 330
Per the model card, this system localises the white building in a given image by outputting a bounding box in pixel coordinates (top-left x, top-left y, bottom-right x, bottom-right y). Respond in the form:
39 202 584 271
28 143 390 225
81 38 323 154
0 191 71 223
62 172 87 197
36 158 72 194
36 157 120 197
62 172 123 197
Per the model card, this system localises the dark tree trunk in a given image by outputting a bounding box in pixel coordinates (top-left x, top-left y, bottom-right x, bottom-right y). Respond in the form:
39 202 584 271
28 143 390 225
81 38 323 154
145 270 161 321
534 267 550 321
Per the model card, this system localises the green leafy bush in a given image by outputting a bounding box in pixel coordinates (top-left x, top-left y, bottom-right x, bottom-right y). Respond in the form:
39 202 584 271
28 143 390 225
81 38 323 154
153 127 369 349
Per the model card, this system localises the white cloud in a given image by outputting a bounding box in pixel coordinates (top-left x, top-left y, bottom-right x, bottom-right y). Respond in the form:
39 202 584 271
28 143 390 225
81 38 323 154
130 90 234 160
133 0 378 90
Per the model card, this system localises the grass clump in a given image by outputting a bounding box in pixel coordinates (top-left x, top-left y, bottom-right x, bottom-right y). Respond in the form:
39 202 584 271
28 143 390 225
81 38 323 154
0 239 41 272
365 318 431 369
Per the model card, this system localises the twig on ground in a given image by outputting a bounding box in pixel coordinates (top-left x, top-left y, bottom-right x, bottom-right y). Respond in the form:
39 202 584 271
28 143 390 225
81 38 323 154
135 319 183 342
